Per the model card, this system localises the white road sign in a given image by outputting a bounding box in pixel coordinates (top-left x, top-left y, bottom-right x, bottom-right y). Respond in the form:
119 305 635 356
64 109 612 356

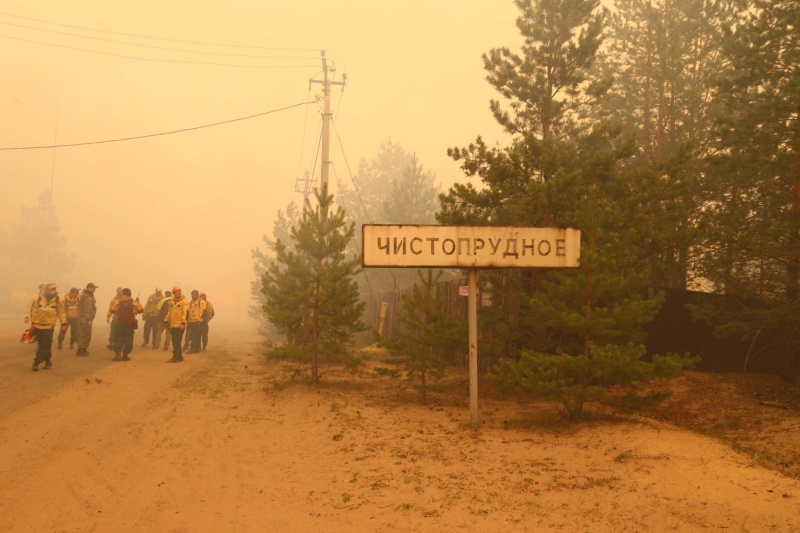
362 225 580 268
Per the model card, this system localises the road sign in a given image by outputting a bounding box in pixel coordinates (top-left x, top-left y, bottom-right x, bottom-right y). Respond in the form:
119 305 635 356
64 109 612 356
362 225 580 268
362 224 581 428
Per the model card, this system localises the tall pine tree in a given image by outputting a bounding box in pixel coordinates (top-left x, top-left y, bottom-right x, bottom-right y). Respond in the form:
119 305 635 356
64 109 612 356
439 0 690 418
261 186 365 385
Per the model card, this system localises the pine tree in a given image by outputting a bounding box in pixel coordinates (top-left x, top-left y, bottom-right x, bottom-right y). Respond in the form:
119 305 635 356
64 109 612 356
494 183 694 420
593 0 738 289
694 0 800 380
337 140 442 293
250 201 301 336
438 0 691 419
261 186 365 385
377 270 467 402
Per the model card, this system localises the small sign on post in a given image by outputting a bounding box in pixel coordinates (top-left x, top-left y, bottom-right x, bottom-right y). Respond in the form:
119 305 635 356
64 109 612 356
458 286 479 297
362 225 581 428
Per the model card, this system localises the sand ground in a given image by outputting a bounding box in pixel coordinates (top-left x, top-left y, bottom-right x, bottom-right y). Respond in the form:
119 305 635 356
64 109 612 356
1 323 799 532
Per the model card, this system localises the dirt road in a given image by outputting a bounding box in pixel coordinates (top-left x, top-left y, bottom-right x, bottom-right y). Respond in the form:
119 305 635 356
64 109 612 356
1 322 799 532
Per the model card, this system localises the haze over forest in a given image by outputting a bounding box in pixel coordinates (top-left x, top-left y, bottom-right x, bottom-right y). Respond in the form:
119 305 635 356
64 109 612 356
0 1 517 324
1 0 797 368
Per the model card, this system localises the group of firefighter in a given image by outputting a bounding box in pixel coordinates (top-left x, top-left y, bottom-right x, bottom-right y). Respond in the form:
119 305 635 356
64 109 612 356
24 282 214 372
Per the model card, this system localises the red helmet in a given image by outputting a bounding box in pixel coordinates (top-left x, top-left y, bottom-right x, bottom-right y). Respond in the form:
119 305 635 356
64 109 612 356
172 286 181 293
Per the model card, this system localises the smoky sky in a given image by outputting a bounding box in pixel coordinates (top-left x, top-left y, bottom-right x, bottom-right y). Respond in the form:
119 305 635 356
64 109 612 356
0 1 524 323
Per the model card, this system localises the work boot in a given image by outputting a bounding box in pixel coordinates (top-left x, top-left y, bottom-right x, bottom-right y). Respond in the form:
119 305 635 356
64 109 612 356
201 346 206 352
43 361 52 370
32 361 39 372
69 342 74 349
112 353 122 362
121 354 131 361
57 341 63 349
142 341 149 347
163 345 169 351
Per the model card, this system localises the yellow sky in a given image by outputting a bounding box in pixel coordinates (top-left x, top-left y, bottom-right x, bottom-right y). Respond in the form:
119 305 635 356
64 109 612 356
0 1 520 322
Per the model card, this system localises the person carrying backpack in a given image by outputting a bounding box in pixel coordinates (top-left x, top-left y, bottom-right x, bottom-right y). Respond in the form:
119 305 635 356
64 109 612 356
110 288 143 361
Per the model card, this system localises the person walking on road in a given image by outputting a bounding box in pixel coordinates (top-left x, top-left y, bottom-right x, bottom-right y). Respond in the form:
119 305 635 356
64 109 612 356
25 283 66 371
106 287 123 350
154 290 173 351
141 287 163 348
23 284 46 344
165 287 189 363
110 288 143 361
57 287 80 350
76 283 98 356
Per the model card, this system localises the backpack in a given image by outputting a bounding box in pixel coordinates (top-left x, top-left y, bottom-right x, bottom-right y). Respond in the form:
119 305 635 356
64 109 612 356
117 298 136 325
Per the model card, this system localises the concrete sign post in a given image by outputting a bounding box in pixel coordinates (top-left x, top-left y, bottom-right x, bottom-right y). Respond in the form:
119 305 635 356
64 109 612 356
363 225 581 428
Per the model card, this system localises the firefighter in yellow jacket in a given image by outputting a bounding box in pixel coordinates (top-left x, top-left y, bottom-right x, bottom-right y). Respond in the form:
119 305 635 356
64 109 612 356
57 287 80 350
165 287 190 363
186 290 208 354
24 282 67 371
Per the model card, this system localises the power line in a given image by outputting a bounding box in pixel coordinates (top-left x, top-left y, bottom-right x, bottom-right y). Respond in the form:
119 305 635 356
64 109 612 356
0 101 313 151
331 160 375 299
0 20 319 60
332 118 372 223
0 11 320 52
0 33 319 69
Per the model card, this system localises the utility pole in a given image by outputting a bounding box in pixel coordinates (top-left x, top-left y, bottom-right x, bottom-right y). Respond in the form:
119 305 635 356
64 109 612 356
307 50 346 385
309 50 346 199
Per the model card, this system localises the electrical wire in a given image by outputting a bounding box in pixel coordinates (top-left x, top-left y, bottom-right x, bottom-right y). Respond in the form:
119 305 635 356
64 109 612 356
0 11 320 52
332 118 372 223
0 33 319 69
0 20 319 60
0 100 314 151
331 161 375 298
295 86 315 182
309 125 323 189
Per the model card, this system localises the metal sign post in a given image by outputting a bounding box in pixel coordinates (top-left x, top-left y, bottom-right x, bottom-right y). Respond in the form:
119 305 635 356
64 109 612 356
468 268 478 428
362 225 581 429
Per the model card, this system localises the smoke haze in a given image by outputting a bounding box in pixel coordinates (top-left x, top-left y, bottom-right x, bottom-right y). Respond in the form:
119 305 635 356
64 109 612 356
0 1 519 325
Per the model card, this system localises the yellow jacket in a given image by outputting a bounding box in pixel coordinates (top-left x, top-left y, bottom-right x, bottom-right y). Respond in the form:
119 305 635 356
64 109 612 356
143 292 162 317
107 295 121 320
165 295 190 328
188 298 207 323
63 292 80 318
26 292 67 329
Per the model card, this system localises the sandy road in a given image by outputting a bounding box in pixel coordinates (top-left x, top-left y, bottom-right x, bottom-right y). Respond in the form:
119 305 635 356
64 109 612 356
0 323 285 532
1 320 800 532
